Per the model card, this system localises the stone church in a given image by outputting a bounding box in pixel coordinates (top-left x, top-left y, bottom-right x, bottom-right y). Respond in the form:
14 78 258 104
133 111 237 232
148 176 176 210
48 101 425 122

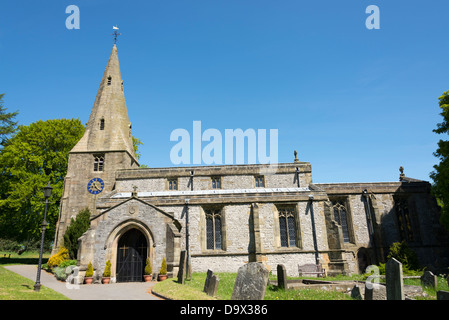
52 44 449 282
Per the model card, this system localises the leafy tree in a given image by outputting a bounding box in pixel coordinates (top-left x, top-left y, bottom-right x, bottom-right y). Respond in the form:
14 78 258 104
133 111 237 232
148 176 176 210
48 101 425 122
430 91 449 230
0 93 19 146
63 208 91 259
0 118 85 242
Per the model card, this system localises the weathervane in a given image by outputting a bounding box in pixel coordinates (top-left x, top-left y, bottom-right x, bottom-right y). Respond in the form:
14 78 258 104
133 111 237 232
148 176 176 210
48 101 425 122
111 26 121 44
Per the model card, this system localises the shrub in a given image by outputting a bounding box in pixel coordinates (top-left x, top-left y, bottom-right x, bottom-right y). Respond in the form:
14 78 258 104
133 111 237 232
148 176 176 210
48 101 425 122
85 261 94 278
387 241 419 271
103 260 111 277
144 257 152 275
63 208 91 259
47 247 69 270
159 257 167 275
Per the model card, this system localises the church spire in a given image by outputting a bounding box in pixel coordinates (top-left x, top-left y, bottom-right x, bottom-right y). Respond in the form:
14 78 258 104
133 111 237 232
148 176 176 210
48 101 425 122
71 44 137 163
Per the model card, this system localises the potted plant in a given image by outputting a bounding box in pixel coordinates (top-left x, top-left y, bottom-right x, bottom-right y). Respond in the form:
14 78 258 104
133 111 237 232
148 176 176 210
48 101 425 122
84 261 94 284
144 257 152 282
102 260 111 284
158 257 167 281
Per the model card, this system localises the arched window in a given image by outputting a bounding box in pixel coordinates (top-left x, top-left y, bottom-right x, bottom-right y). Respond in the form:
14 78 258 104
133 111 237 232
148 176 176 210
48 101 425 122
93 154 105 172
100 119 105 130
278 206 297 247
332 199 351 243
205 208 223 250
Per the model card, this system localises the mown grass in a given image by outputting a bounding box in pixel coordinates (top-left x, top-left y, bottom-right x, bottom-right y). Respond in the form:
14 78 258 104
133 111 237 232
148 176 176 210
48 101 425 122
0 250 69 300
152 272 353 300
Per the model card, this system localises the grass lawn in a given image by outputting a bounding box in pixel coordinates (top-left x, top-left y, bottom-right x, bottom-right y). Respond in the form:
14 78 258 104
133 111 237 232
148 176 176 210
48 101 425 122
152 272 353 300
0 250 69 300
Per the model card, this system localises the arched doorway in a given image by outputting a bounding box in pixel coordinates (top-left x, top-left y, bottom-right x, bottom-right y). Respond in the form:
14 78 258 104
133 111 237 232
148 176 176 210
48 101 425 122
116 228 147 282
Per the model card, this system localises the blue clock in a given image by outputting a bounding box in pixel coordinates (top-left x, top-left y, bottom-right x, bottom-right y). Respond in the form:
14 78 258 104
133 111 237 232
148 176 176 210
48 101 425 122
87 178 105 195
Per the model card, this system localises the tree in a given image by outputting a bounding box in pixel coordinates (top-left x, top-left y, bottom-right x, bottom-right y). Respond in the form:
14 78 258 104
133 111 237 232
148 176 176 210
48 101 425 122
63 208 91 259
0 94 19 146
0 118 85 242
430 90 449 230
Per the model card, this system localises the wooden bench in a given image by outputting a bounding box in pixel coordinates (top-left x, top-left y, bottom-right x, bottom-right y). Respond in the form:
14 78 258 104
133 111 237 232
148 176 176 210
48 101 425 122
2 254 11 258
298 263 326 277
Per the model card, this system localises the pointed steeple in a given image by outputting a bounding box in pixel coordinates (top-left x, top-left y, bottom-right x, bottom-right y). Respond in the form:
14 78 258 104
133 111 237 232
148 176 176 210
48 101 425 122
71 44 137 163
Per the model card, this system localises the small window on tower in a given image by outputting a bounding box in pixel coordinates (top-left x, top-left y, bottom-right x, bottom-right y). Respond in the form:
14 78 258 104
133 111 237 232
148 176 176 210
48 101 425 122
100 119 105 130
94 154 105 172
107 76 112 86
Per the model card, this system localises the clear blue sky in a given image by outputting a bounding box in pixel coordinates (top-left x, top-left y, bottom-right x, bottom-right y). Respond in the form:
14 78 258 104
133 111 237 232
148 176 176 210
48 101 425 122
1 0 448 183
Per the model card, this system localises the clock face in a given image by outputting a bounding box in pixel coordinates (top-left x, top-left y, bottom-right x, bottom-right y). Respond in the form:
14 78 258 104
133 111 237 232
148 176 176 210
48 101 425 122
87 178 105 195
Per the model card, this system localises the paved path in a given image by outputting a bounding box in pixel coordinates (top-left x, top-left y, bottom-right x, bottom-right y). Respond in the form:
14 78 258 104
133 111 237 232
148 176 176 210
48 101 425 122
4 265 162 300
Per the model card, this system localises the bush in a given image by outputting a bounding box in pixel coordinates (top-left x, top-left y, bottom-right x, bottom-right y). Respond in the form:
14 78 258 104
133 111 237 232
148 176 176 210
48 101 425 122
63 208 91 259
59 260 77 268
387 241 420 271
103 260 111 277
47 247 69 270
85 261 94 278
144 257 152 275
159 258 167 275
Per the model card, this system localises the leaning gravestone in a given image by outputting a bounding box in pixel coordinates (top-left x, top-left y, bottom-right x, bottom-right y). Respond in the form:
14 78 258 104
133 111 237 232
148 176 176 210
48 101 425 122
420 271 437 289
231 262 269 300
203 269 214 293
386 258 404 300
277 264 287 290
204 273 219 297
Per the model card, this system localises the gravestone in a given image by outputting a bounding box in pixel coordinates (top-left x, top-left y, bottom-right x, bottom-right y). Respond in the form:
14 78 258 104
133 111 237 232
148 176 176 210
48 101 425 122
351 285 363 300
203 269 214 292
365 283 386 300
437 291 449 300
420 271 437 289
204 273 219 297
277 264 287 290
231 262 269 300
386 258 404 300
177 250 187 284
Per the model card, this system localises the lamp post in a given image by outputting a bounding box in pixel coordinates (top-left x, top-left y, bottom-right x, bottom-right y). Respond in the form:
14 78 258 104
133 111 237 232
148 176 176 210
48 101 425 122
34 182 52 292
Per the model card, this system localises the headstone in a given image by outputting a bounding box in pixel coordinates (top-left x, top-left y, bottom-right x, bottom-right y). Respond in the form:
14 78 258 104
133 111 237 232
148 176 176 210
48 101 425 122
231 262 269 300
277 264 287 290
351 285 363 300
386 258 404 300
177 250 186 284
203 269 214 292
420 271 437 289
437 290 449 300
206 275 219 297
365 283 386 300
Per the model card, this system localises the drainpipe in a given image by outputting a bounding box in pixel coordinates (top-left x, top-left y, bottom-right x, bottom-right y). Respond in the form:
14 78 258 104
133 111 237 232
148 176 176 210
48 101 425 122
308 194 320 265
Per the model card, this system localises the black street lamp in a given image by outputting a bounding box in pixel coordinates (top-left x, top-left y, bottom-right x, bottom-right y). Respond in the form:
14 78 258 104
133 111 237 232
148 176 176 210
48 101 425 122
34 182 52 292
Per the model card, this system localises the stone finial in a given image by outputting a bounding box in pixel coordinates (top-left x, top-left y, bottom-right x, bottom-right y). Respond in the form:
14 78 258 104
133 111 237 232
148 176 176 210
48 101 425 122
294 150 299 163
399 166 405 181
132 185 138 197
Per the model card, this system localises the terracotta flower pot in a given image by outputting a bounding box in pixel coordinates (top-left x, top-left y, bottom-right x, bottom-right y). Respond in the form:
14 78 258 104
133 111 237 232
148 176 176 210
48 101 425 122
102 277 110 284
84 277 93 284
158 274 167 281
144 274 152 282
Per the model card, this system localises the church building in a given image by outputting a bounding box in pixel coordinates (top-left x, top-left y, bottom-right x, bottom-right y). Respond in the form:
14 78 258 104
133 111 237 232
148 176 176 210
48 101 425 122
52 44 449 283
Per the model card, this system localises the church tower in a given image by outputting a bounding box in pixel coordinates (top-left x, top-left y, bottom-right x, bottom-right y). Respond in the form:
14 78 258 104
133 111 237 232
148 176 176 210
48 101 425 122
53 44 139 252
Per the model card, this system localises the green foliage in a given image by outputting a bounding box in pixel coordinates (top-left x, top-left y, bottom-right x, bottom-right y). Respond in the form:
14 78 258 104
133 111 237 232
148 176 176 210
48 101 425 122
85 261 94 278
431 90 449 231
58 259 77 269
0 93 18 147
0 118 85 242
47 247 69 270
144 257 152 275
103 260 111 277
387 241 420 271
63 208 91 259
159 257 167 275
